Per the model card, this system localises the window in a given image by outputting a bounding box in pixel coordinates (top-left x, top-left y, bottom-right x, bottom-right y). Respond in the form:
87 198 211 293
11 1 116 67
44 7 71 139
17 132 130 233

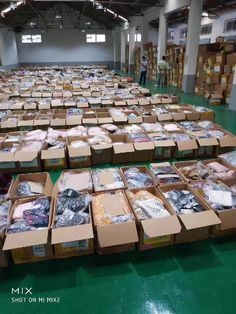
127 33 142 42
224 18 236 32
180 28 187 39
200 23 212 35
86 34 106 43
168 31 174 40
21 34 41 44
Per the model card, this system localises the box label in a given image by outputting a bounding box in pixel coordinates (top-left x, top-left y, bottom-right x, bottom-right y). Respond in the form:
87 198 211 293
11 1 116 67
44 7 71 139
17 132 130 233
45 158 64 166
143 234 171 245
62 240 89 251
19 159 38 168
32 245 46 257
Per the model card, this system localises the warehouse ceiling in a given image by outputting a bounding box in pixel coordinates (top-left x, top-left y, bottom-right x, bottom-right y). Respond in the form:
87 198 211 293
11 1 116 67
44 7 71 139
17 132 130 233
0 0 162 31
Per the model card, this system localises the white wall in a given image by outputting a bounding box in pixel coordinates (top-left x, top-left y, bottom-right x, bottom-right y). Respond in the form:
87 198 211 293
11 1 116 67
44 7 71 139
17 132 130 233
0 29 18 67
16 29 114 65
168 10 236 45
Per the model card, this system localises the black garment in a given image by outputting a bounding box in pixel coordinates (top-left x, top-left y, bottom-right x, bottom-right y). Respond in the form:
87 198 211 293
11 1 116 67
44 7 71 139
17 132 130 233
139 71 147 84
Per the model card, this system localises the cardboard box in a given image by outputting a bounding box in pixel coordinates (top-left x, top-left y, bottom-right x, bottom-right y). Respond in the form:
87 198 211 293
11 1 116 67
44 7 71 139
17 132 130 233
90 142 112 165
171 132 198 159
126 187 181 250
3 197 54 264
192 180 236 238
41 141 67 170
110 134 134 164
132 141 154 162
138 98 150 106
0 142 18 172
120 166 155 189
91 190 138 254
66 114 82 126
202 158 236 183
0 200 12 267
227 53 236 65
9 172 52 201
159 183 221 244
126 110 143 124
216 129 236 154
189 131 219 158
149 132 175 160
96 110 113 124
150 162 184 185
14 142 43 172
67 136 91 168
170 110 186 121
53 169 93 195
34 115 50 127
51 194 94 259
82 112 98 125
182 108 201 121
50 111 66 127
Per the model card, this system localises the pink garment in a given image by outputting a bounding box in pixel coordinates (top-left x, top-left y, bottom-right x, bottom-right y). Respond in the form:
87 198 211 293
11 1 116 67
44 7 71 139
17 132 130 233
13 201 35 220
207 162 229 173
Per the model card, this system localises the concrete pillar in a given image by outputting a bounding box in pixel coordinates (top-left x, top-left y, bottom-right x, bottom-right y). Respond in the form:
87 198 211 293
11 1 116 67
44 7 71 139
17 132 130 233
157 8 167 63
129 25 136 74
229 70 236 111
113 31 120 71
182 0 203 93
120 30 126 70
141 17 149 56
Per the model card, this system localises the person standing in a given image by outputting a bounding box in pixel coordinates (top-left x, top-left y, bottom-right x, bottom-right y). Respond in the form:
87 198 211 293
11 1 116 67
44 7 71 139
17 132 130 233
139 56 148 85
155 56 168 87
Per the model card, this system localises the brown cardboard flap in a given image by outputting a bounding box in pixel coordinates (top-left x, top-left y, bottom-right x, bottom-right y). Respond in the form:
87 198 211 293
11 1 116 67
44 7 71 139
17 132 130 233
17 120 34 127
113 143 134 154
112 116 128 122
198 138 219 146
3 229 48 250
217 209 236 230
34 120 50 126
219 136 236 147
66 117 82 125
98 172 115 186
68 146 91 157
41 149 65 159
51 224 94 244
0 152 15 162
97 221 138 247
134 142 154 151
179 210 221 230
98 117 113 124
141 215 181 237
15 151 38 162
92 143 112 150
154 140 175 147
177 139 198 151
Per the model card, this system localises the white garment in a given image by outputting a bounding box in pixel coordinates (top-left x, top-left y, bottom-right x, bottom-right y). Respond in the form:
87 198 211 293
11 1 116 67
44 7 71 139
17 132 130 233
140 60 148 72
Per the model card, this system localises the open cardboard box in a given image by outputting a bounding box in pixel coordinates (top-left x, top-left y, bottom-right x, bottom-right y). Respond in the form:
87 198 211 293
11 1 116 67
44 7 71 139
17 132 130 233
0 142 18 172
3 196 54 264
215 129 236 154
110 134 134 164
9 172 52 202
41 141 67 170
159 183 221 244
0 200 12 267
125 110 143 124
139 106 157 123
126 187 181 250
77 100 89 108
34 114 50 127
150 162 184 185
148 132 175 160
198 109 215 121
138 98 150 106
188 130 219 158
91 190 138 254
191 180 236 238
154 109 172 122
96 111 113 124
114 100 127 107
50 111 66 127
24 102 37 110
120 166 155 189
130 139 155 162
169 131 198 159
201 158 236 183
67 136 91 168
66 112 82 126
14 141 43 172
169 109 186 121
82 111 98 125
53 169 93 195
173 160 216 183
51 99 63 108
90 141 112 165
126 99 139 106
1 116 18 129
149 97 162 105
51 194 94 259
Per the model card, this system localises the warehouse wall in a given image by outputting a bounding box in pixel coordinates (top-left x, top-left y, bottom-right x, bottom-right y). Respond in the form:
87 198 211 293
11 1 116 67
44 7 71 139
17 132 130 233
16 29 114 67
168 11 236 46
0 29 18 68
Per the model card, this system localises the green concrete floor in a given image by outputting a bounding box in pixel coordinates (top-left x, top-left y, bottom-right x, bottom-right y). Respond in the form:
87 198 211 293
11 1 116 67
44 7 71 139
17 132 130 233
1 81 236 314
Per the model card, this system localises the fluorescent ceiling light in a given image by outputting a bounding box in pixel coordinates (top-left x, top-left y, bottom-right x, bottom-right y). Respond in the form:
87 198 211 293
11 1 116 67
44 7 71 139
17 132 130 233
55 14 62 19
118 15 128 22
1 0 25 18
85 21 91 25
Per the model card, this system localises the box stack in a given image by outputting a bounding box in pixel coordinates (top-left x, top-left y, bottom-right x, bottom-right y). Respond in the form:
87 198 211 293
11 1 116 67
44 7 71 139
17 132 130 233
167 45 185 88
143 43 157 80
195 42 236 104
134 47 141 75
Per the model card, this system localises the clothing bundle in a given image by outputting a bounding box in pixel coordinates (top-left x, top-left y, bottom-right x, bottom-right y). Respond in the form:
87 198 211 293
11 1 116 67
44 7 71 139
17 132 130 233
0 143 18 153
127 190 170 220
123 124 144 134
123 167 154 189
67 108 82 116
219 151 236 167
141 123 163 133
164 189 204 214
92 191 134 225
101 124 119 134
206 161 236 180
178 162 215 181
128 133 151 143
163 123 181 132
179 121 202 132
149 132 172 141
16 181 44 197
92 168 125 192
58 171 93 192
55 189 90 228
150 165 182 184
46 139 65 150
8 197 50 233
198 121 215 129
171 133 191 141
0 200 11 232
